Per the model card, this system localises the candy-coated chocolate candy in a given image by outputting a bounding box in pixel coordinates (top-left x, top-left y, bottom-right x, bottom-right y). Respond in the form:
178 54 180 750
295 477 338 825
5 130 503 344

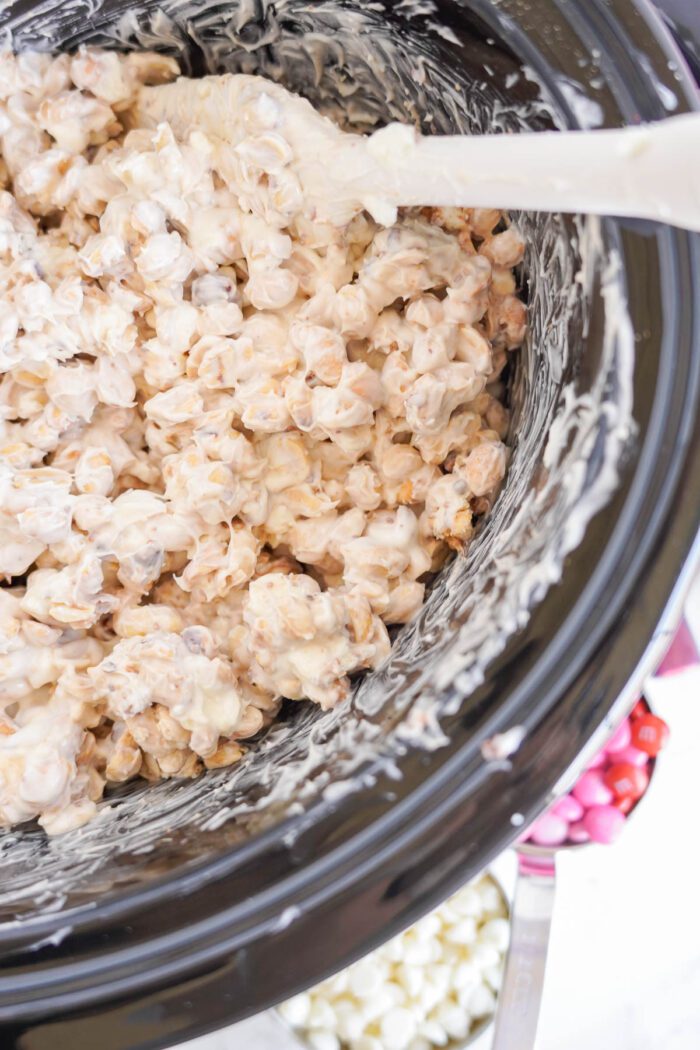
552 795 585 823
631 699 648 720
605 719 631 754
528 813 569 847
567 821 590 844
630 714 669 756
612 746 649 768
615 797 634 815
587 751 606 770
583 805 626 844
573 770 614 808
603 762 649 801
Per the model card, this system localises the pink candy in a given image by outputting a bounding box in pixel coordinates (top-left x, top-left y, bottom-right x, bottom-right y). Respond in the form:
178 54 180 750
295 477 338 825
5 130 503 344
583 805 626 844
567 821 590 844
604 719 632 754
572 770 614 808
611 745 648 768
528 813 569 847
552 795 585 823
521 703 665 851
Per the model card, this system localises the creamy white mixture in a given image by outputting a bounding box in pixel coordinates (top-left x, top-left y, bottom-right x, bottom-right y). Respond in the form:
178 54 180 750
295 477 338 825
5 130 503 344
0 49 525 834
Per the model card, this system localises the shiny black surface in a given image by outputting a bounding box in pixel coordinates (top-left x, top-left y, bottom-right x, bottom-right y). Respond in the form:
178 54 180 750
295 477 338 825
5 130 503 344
654 0 700 74
0 2 698 1047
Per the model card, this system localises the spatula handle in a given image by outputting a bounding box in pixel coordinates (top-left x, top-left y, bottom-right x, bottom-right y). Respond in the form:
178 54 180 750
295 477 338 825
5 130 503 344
362 113 700 232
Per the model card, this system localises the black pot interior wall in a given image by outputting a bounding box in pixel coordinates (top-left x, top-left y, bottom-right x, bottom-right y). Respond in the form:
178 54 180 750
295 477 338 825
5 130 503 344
0 0 631 923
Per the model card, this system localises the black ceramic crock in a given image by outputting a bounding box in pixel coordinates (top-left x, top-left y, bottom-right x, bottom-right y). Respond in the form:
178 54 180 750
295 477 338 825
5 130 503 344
0 2 698 1048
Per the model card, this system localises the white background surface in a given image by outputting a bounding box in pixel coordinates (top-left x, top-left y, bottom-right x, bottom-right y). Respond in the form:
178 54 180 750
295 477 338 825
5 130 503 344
180 578 700 1050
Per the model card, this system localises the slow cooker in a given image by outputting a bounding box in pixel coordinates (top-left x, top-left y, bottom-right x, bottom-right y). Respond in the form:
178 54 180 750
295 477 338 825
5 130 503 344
0 2 698 1048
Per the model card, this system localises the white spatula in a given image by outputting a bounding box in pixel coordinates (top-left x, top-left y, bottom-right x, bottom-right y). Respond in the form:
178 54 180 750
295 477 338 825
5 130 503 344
135 74 700 232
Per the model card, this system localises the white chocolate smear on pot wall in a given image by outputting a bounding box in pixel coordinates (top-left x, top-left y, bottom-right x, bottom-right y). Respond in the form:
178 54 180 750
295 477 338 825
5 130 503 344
0 0 634 916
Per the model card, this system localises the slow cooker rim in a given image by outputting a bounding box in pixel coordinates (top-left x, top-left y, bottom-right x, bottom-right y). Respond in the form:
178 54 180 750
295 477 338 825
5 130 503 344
1 0 697 946
1 0 693 938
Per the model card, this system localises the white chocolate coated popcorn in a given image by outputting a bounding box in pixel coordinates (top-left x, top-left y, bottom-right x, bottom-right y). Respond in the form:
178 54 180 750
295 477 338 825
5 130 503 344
0 50 525 832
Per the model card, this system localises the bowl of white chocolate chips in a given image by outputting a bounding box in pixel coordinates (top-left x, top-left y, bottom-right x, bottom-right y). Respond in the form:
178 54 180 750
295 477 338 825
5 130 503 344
279 871 510 1050
0 1 698 1047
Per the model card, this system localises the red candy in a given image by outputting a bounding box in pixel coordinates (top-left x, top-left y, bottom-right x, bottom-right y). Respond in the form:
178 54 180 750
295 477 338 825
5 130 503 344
630 714 669 756
603 762 649 801
522 703 668 851
613 745 649 769
631 699 648 720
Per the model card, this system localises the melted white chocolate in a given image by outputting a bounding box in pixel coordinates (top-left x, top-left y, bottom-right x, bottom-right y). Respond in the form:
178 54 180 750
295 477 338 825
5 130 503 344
0 49 524 833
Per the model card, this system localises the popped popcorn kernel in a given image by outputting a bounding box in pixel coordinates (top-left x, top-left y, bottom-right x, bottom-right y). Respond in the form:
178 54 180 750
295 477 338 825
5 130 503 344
0 50 525 833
